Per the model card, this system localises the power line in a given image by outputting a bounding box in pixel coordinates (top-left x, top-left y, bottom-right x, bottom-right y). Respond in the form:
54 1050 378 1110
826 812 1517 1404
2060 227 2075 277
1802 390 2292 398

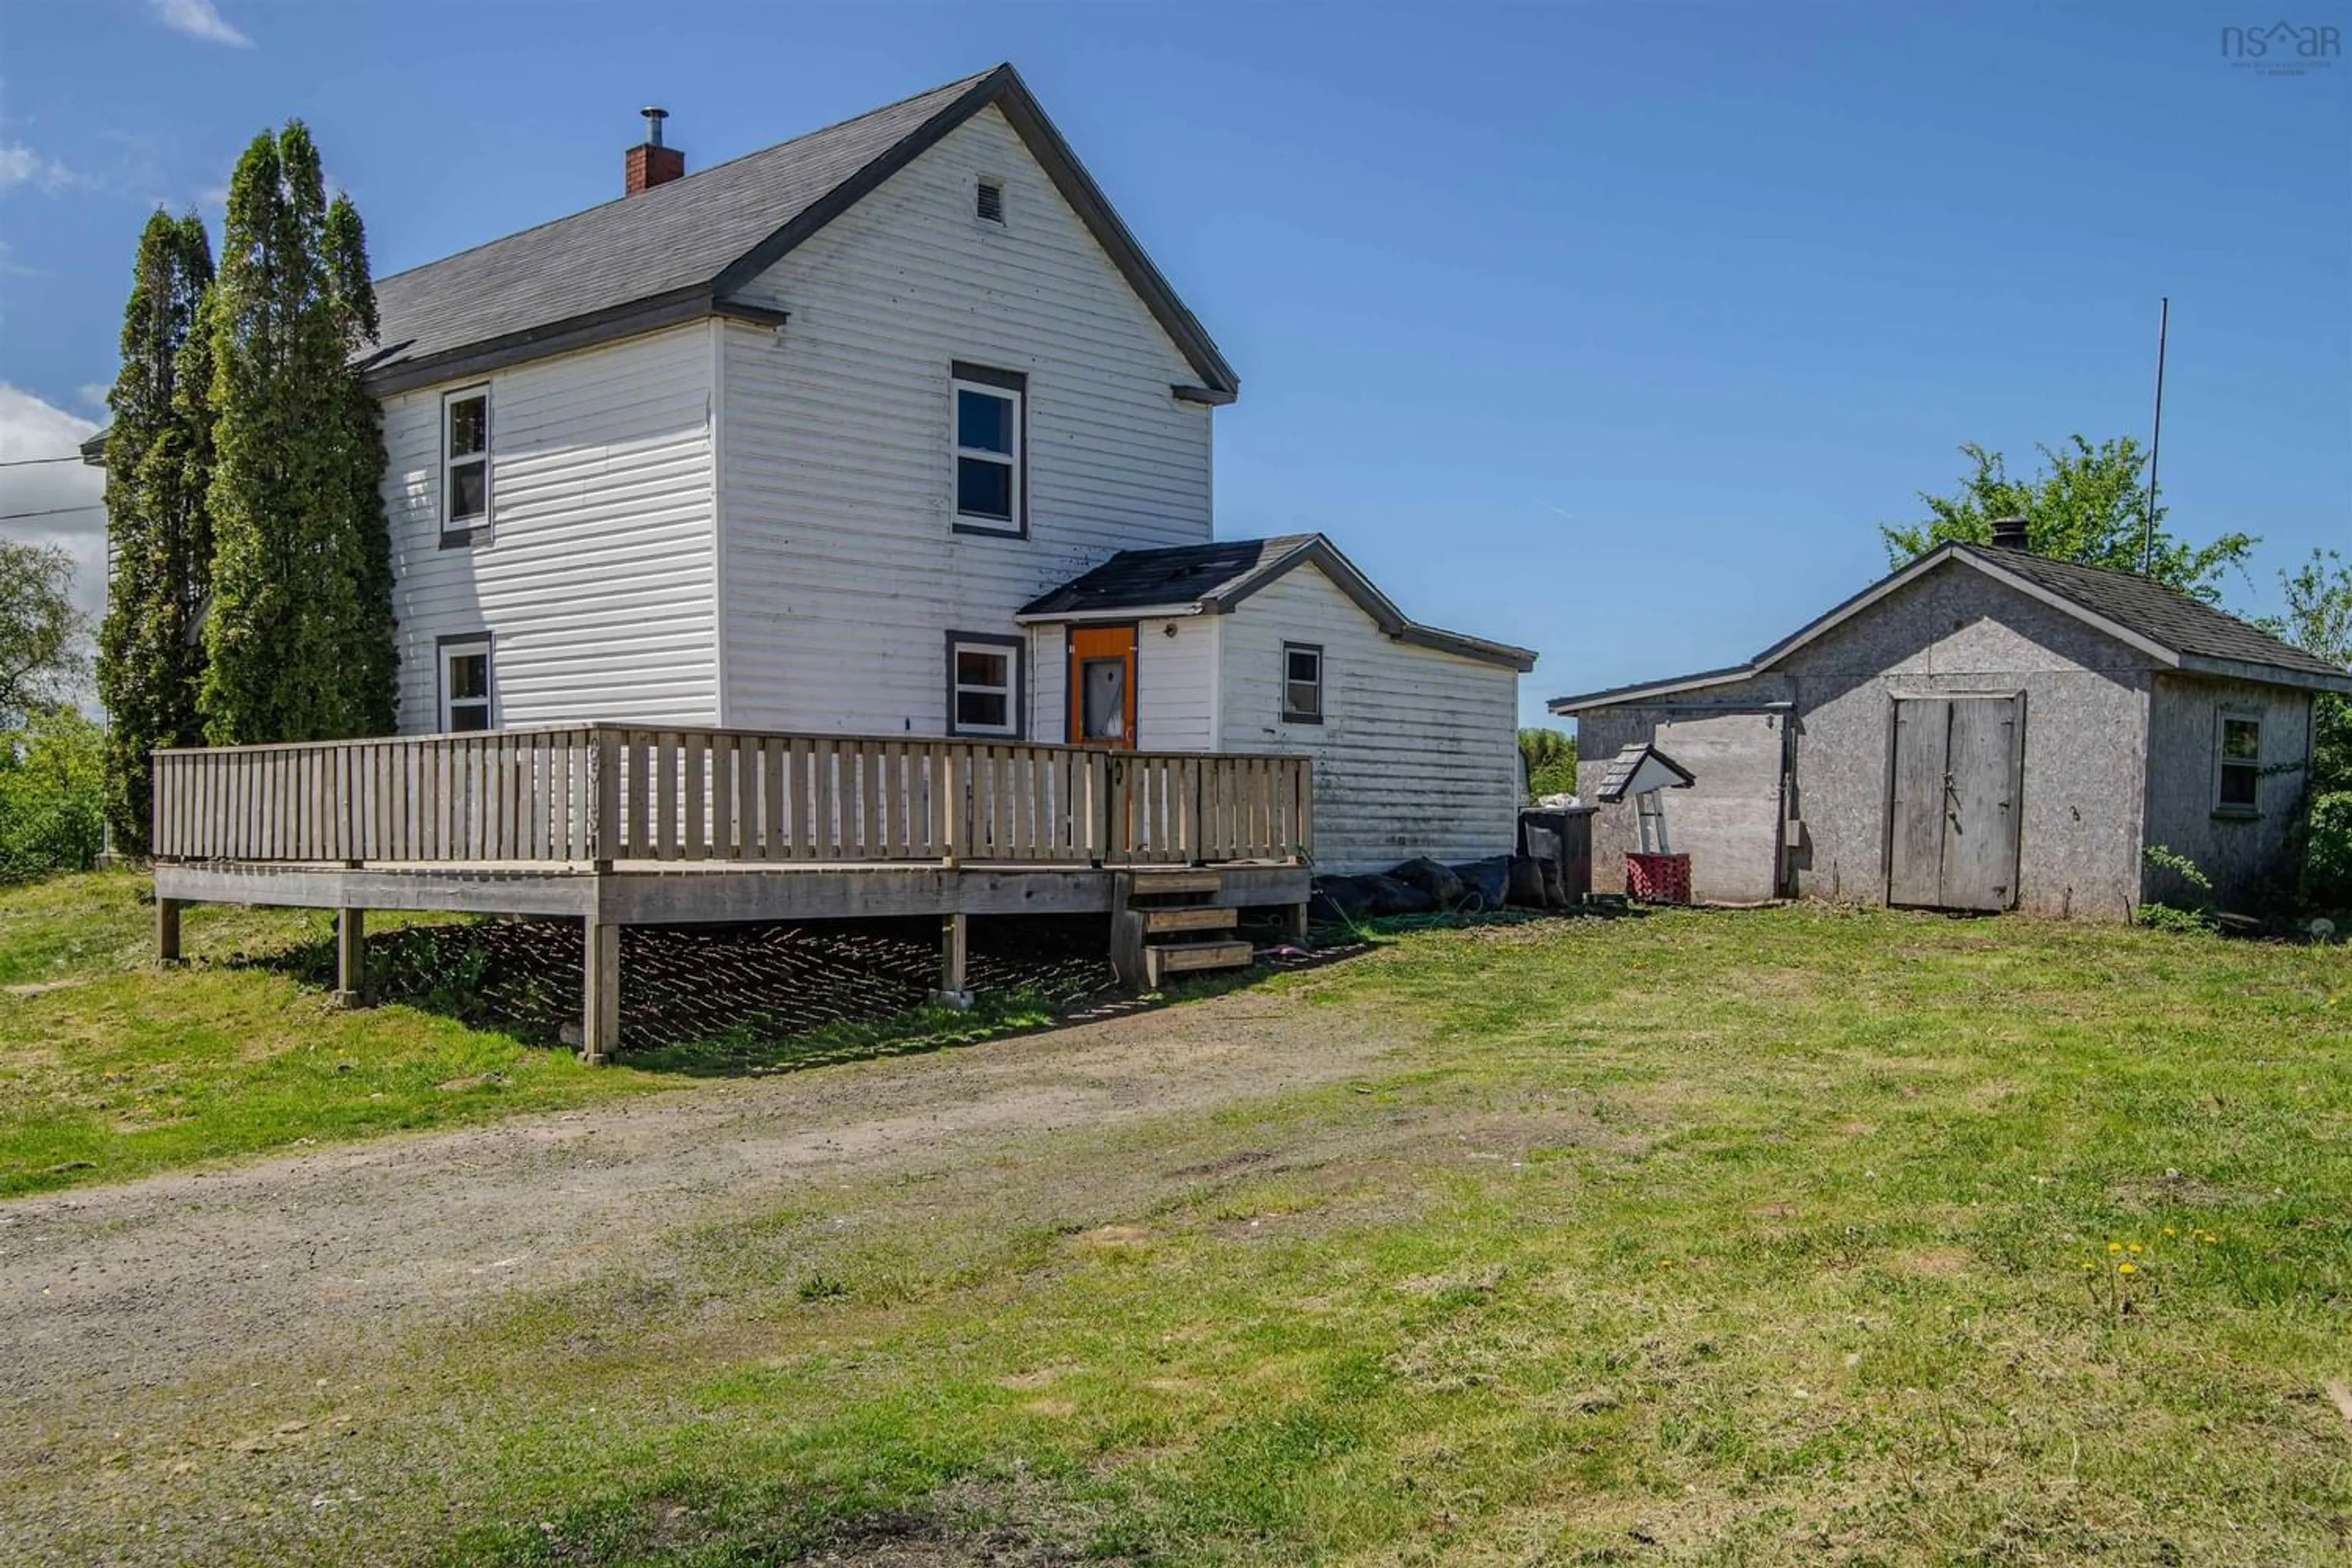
0 503 104 522
0 454 87 468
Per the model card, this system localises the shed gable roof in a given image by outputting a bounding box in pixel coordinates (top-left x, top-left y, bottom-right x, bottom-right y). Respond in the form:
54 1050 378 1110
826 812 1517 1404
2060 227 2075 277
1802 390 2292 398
361 64 1237 399
1016 533 1539 671
1550 541 2352 710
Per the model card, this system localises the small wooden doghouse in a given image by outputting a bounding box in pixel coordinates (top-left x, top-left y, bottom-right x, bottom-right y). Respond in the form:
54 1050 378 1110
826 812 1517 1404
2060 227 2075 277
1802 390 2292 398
1594 743 1695 903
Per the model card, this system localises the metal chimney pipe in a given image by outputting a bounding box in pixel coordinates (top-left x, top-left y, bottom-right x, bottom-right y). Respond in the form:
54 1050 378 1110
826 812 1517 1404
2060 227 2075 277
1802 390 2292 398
641 107 669 148
1989 515 2030 551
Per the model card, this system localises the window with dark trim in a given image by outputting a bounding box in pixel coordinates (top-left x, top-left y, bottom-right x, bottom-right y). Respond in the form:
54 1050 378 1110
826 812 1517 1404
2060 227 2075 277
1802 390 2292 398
951 361 1025 536
442 387 489 545
1282 642 1324 725
439 636 494 733
2215 711 2260 813
976 178 1005 224
946 633 1020 737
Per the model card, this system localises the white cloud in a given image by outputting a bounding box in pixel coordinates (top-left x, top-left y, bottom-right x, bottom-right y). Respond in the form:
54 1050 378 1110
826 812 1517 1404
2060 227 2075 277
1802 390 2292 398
148 0 253 48
0 385 108 622
78 383 113 413
0 142 77 195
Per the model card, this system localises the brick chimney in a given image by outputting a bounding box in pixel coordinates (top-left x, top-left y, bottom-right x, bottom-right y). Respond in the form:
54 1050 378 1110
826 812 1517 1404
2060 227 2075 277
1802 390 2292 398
1989 515 2030 550
625 107 684 195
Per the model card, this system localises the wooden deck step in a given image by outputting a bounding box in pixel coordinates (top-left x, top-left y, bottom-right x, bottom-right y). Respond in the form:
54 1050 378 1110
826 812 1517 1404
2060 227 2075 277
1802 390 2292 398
1145 938 1254 986
1144 905 1238 935
1129 869 1223 897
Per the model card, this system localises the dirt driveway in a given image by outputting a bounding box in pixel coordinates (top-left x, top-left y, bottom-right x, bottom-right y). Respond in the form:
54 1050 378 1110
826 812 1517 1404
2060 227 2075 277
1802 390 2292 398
0 987 1408 1419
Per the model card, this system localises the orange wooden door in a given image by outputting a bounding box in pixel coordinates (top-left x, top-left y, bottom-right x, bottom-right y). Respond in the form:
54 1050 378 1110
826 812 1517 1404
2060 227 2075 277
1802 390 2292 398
1067 624 1137 749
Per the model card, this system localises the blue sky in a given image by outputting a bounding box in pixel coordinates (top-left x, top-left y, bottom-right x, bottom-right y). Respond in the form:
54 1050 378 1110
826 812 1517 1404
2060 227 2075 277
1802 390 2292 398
2 2 2345 722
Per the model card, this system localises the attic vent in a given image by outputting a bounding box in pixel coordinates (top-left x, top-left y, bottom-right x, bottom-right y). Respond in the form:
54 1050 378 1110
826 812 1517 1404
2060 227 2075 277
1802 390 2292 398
976 178 1004 224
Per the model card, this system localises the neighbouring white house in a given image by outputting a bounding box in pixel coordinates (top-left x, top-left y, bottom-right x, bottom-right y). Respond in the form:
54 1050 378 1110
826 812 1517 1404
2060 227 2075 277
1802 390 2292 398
334 64 1531 874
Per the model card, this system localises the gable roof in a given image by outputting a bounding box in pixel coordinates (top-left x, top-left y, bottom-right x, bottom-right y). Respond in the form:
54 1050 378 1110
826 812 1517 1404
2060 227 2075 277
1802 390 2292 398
361 64 1237 400
1550 541 2352 711
1970 546 2345 679
1593 743 1695 802
1016 533 1538 671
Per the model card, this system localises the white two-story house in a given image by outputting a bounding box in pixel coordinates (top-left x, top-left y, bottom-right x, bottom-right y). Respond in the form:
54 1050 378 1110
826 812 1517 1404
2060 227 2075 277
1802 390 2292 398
366 64 1534 874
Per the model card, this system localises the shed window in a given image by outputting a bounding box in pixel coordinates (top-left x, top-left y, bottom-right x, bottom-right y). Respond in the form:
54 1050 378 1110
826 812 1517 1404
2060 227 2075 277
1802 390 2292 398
948 636 1019 737
2215 713 2261 812
1282 642 1324 724
951 363 1024 534
442 388 489 541
440 638 494 733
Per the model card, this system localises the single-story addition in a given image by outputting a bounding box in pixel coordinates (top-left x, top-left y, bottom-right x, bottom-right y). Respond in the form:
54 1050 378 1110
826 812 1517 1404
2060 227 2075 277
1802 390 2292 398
1016 533 1535 872
1551 525 2352 918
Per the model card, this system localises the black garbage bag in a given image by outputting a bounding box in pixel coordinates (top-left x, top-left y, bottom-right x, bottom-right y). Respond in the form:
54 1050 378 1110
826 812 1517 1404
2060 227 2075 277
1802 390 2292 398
1370 875 1436 915
1450 856 1510 911
1312 875 1381 918
1506 854 1550 908
1388 856 1466 906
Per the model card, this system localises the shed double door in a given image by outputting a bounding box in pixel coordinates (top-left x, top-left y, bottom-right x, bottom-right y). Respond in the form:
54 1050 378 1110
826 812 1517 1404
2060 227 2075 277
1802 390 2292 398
1887 695 2024 912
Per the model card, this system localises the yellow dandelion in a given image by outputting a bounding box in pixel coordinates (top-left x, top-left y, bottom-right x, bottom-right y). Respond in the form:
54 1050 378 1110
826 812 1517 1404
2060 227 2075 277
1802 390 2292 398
2117 1262 2136 1275
2080 1261 2096 1273
2127 1242 2143 1254
2162 1227 2177 1238
2108 1242 2123 1254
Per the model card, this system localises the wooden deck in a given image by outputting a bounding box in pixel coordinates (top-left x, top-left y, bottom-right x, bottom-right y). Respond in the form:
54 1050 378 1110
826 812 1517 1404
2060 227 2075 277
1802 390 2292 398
149 726 1315 1060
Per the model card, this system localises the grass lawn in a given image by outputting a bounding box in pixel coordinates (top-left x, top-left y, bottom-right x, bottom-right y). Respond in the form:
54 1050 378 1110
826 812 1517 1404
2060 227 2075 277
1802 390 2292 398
5 881 2350 1563
0 872 1054 1197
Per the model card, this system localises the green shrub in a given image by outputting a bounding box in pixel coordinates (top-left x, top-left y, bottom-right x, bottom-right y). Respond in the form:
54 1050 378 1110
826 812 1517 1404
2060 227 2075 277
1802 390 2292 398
2301 791 2352 913
0 707 107 883
1518 727 1578 801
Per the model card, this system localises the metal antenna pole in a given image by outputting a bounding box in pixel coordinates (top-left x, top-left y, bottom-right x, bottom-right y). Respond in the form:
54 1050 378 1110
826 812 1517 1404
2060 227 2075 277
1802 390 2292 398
2144 296 2168 575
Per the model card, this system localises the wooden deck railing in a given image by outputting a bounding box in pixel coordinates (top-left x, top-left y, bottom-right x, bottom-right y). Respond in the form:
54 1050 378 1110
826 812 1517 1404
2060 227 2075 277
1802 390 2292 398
149 726 1313 869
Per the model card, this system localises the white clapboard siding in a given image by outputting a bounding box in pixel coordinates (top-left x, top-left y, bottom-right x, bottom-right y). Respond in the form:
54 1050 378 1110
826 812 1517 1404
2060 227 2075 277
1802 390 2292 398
1027 616 1215 749
384 325 719 733
1218 564 1520 873
717 104 1213 734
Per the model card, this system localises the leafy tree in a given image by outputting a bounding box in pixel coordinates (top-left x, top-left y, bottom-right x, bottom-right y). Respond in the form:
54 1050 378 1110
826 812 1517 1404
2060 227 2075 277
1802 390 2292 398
200 121 394 745
1880 437 2255 603
2261 549 2352 910
1518 726 1578 801
96 208 217 853
0 540 85 728
0 706 107 883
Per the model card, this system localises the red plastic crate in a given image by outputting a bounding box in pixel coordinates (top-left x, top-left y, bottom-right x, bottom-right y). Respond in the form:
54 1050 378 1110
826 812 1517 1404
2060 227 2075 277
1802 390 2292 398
1625 852 1692 905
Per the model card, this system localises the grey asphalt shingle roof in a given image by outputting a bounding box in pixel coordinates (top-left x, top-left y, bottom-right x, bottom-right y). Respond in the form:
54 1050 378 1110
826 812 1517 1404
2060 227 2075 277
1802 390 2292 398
1017 535 1322 616
1551 540 2351 710
1020 533 1539 671
1955 544 2348 680
367 70 992 377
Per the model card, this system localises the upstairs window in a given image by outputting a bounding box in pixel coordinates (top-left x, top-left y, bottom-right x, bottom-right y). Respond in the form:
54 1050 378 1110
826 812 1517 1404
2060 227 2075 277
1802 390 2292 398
1282 642 1324 724
951 362 1024 535
2215 712 2261 812
976 178 1005 223
442 388 489 542
948 635 1019 737
440 636 494 733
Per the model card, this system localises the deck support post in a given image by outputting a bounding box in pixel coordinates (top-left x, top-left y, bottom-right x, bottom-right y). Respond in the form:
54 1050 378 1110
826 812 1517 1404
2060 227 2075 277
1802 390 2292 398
582 916 622 1065
333 908 366 1006
1287 900 1311 943
931 911 973 1009
1106 872 1147 989
155 895 184 964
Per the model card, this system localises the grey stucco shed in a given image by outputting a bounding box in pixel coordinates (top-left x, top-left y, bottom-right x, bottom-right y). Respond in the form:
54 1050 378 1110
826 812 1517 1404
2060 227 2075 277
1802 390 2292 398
1550 541 2352 919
